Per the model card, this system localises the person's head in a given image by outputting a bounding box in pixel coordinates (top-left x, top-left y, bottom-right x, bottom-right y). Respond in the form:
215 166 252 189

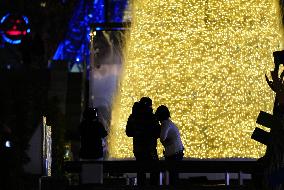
83 107 98 120
132 101 141 115
140 97 152 107
155 105 170 121
139 97 153 113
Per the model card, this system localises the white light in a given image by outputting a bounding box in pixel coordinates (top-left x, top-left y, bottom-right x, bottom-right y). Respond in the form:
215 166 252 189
40 2 46 7
5 141 11 148
89 31 97 37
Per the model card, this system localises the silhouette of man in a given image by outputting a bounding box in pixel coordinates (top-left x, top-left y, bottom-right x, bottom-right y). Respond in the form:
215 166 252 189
126 97 161 186
258 50 284 189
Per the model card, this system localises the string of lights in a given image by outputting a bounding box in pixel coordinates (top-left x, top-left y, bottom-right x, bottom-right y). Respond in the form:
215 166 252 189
109 0 284 158
53 0 129 68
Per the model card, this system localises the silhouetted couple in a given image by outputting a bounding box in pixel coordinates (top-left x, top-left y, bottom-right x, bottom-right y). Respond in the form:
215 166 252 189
126 97 184 186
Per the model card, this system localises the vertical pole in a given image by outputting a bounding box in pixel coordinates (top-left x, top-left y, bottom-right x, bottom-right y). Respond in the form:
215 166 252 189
225 172 230 186
238 171 243 186
89 29 96 108
81 0 88 117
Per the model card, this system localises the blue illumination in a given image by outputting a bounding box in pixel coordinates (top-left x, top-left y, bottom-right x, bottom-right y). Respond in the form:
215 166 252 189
53 0 106 63
22 16 29 24
76 57 80 62
2 35 21 44
53 0 129 70
1 14 30 45
0 13 9 24
110 0 128 23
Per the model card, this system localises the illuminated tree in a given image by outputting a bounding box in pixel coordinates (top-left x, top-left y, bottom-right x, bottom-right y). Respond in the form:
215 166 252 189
109 0 284 158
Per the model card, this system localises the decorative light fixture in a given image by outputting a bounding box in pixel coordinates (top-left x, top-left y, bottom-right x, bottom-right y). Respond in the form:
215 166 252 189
0 13 30 45
109 0 284 159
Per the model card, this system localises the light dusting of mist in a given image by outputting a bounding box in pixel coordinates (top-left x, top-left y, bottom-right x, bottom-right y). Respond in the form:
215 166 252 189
89 31 124 132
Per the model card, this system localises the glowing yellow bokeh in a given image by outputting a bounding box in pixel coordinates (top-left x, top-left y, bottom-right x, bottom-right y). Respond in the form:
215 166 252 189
109 0 284 158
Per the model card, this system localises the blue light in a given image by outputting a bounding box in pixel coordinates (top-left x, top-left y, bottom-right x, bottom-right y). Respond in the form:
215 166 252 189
0 13 9 24
110 0 128 22
52 0 128 66
53 43 64 60
1 14 30 45
22 16 29 24
2 34 21 44
53 0 106 61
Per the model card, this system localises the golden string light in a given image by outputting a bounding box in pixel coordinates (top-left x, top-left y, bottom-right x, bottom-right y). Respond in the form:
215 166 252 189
108 0 284 158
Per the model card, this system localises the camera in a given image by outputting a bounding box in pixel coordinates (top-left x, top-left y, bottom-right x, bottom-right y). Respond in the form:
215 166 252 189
273 50 284 66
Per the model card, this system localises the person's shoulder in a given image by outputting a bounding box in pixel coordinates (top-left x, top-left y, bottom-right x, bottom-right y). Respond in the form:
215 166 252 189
128 113 135 119
169 119 177 127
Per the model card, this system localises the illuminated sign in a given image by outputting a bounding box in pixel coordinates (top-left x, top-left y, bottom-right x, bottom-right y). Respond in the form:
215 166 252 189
0 13 30 44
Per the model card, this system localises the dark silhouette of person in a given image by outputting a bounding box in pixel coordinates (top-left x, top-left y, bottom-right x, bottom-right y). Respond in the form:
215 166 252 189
266 50 284 117
155 105 184 186
255 50 284 190
79 108 107 160
126 97 161 186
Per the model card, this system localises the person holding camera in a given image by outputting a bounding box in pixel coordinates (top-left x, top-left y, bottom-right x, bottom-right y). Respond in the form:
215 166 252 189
155 105 184 186
126 97 161 186
266 50 284 116
259 50 284 189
